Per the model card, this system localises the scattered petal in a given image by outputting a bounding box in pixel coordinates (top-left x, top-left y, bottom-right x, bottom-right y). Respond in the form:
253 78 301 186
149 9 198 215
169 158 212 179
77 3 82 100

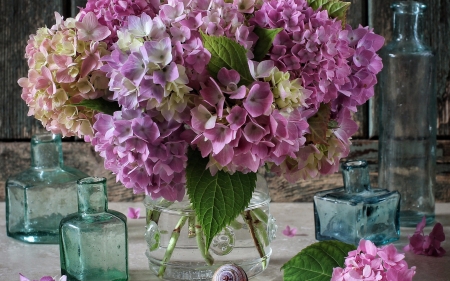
282 225 297 237
127 207 141 219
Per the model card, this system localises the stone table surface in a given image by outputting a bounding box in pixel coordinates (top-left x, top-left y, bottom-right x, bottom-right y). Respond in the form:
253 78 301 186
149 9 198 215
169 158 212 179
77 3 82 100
1 202 450 281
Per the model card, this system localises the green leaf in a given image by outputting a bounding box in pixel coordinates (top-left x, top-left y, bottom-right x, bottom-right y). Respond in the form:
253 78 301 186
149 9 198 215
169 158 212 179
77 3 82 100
201 32 254 86
253 26 283 62
282 240 356 281
73 99 120 115
305 103 331 145
186 149 256 252
307 0 351 24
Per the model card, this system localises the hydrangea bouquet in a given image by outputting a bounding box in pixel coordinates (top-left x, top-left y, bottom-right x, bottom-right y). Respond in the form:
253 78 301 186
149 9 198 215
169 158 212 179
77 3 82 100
18 0 384 277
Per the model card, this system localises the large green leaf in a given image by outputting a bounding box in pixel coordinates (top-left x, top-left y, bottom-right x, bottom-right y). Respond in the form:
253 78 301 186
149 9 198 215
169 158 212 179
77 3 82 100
253 26 283 62
282 240 356 281
186 149 256 252
201 32 254 86
73 99 120 115
307 0 351 24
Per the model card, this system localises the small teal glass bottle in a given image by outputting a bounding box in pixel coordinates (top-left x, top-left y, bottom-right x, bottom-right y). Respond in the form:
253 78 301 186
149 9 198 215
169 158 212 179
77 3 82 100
6 133 87 244
314 160 400 246
59 177 128 281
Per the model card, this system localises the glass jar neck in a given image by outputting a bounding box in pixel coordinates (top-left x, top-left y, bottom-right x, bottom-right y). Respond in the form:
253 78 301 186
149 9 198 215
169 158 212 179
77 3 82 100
391 2 425 43
77 177 108 214
342 160 371 194
30 133 63 169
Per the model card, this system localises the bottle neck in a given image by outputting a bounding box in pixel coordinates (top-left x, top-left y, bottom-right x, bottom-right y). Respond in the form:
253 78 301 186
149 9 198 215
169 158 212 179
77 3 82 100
77 177 108 214
342 160 371 194
392 12 421 43
30 133 63 169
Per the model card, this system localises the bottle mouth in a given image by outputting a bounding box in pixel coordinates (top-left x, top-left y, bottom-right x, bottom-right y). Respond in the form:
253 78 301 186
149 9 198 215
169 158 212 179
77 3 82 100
342 160 368 170
391 1 426 14
77 176 107 185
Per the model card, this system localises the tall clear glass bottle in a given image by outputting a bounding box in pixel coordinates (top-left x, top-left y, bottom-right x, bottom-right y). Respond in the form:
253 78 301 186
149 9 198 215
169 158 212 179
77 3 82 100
6 133 87 244
378 1 436 227
59 177 128 281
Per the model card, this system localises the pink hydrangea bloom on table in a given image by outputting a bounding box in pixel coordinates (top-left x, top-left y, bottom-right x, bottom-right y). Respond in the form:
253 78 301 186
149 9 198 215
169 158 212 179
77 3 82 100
331 239 416 281
403 216 446 257
19 274 67 281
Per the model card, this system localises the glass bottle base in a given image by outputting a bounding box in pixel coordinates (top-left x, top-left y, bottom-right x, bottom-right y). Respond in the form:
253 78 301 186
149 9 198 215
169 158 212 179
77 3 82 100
146 252 271 281
7 231 58 244
400 211 435 227
62 268 128 281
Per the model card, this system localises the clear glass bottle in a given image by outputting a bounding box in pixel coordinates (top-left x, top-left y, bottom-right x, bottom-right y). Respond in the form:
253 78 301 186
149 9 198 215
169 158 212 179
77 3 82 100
314 160 400 246
378 1 436 227
6 133 87 244
59 177 128 281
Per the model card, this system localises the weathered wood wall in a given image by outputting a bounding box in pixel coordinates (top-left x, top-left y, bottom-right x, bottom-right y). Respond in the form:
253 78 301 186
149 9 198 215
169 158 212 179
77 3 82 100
1 0 450 202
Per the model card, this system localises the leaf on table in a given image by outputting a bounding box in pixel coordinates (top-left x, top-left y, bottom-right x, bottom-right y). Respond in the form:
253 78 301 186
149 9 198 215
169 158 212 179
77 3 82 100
186 148 256 252
282 240 356 281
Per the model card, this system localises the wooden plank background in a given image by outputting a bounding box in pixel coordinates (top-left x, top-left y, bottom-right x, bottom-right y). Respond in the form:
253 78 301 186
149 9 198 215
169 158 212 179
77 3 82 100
1 0 449 202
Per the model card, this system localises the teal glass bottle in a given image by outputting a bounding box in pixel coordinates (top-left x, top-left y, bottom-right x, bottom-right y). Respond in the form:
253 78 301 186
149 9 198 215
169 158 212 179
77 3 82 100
5 133 87 244
59 177 128 281
314 160 400 246
378 1 436 227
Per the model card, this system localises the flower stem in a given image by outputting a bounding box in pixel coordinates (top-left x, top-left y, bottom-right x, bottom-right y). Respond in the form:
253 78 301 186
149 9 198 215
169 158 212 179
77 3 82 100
195 216 215 266
158 216 188 278
250 210 269 247
243 210 267 269
188 215 196 238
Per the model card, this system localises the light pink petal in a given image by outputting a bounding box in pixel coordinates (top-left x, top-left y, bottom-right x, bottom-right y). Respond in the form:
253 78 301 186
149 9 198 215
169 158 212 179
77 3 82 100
243 81 273 117
213 144 234 166
80 54 99 78
19 274 30 281
56 68 76 83
127 207 141 219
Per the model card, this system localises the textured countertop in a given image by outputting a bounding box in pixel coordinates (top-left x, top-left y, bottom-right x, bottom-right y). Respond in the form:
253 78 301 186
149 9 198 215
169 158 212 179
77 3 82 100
1 202 450 281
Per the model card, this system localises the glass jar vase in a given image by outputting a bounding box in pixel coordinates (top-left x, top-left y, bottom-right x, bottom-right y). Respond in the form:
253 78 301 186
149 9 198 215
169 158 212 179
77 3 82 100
143 174 276 280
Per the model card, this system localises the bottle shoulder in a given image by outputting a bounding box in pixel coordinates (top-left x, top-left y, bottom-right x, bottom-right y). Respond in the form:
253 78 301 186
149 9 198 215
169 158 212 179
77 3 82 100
60 210 127 229
314 187 400 205
381 41 434 56
6 166 88 187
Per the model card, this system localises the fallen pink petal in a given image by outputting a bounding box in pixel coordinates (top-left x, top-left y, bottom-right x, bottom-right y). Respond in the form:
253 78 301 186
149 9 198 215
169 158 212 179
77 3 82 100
127 207 141 219
403 216 446 257
282 225 297 237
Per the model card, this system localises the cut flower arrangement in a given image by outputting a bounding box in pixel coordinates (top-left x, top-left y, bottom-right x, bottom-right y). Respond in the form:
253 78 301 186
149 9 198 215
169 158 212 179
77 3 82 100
18 0 384 278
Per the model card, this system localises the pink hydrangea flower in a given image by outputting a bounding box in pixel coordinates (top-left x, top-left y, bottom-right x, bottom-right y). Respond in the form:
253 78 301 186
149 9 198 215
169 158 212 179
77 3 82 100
17 13 111 138
403 216 446 257
332 239 416 281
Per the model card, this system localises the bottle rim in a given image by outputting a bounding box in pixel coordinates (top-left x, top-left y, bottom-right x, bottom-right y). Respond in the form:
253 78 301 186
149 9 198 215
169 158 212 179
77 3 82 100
391 1 427 14
77 176 107 185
